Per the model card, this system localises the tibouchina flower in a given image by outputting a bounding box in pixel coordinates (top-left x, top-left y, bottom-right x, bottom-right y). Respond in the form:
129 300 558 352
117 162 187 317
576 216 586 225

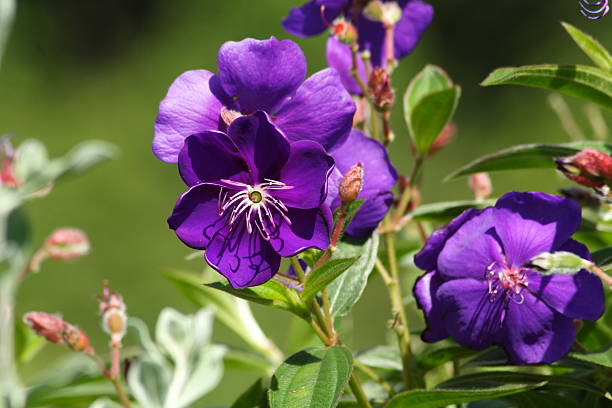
168 112 334 288
413 192 604 364
153 37 355 163
327 129 397 237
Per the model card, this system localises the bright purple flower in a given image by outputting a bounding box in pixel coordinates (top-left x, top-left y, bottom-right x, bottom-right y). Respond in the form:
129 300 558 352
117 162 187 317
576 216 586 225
168 112 334 288
413 192 604 364
282 0 433 70
153 37 355 163
326 129 397 237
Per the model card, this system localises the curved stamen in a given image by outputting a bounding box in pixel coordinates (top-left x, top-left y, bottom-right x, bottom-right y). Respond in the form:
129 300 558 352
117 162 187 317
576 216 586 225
579 0 609 19
485 261 529 303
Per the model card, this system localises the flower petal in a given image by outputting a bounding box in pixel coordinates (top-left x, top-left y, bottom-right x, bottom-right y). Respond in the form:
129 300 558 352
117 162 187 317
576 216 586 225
414 208 481 272
178 131 250 186
227 112 290 181
274 68 355 151
326 36 367 95
494 192 581 266
414 270 449 342
393 0 433 60
436 278 506 349
354 13 386 66
437 208 504 280
153 70 223 163
502 293 575 364
205 223 280 288
282 1 342 37
269 206 332 257
273 140 335 209
167 183 225 250
527 239 604 321
346 192 394 238
218 38 306 114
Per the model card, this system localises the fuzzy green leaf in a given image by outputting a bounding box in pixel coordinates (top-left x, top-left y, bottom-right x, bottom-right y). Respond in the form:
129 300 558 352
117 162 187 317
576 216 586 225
302 257 358 302
562 22 612 72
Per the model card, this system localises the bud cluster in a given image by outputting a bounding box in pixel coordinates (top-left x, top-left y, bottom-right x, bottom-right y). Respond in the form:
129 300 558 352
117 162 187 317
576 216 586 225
368 67 394 111
23 312 93 353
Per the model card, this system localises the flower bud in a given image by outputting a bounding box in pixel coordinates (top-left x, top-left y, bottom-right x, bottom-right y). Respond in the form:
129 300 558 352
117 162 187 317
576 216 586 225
98 282 127 346
428 123 456 156
468 173 492 201
62 324 92 353
23 312 66 344
363 1 402 26
555 148 612 189
0 135 19 188
368 67 394 111
330 18 358 45
45 228 90 260
339 162 364 206
529 251 591 275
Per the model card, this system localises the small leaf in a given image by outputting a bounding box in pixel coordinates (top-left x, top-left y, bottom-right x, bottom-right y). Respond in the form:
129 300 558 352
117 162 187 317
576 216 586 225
562 22 612 72
224 349 273 374
206 279 308 317
14 321 45 365
481 64 612 111
302 257 358 302
327 234 379 317
356 346 402 371
505 391 584 408
13 139 49 182
404 65 453 112
570 343 612 368
445 141 612 180
416 346 478 372
408 200 495 223
591 246 612 266
338 199 364 236
268 346 353 408
231 378 268 408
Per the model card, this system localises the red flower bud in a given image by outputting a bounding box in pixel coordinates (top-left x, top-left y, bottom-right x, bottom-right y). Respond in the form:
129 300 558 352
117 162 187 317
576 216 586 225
555 148 612 189
62 324 92 353
330 18 357 45
469 172 492 201
45 228 90 260
368 67 394 112
339 162 364 206
23 312 66 344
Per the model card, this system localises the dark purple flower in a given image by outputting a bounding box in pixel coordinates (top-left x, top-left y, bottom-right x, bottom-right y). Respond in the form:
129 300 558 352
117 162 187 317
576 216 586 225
413 192 605 364
283 0 433 67
326 129 397 237
168 112 334 288
153 37 355 163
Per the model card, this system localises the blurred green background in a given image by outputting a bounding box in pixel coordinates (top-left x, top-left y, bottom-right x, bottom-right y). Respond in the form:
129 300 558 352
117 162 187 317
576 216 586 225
3 0 610 405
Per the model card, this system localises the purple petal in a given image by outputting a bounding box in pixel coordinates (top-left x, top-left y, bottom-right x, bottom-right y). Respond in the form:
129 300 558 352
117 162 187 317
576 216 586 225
494 192 581 266
178 131 250 187
355 14 386 66
274 68 355 151
217 38 306 114
282 1 342 37
393 0 433 60
273 140 334 209
527 239 604 321
205 223 280 288
436 278 506 349
269 206 332 257
326 37 367 95
414 270 449 342
345 192 394 237
437 208 504 280
168 183 225 250
227 112 290 182
502 293 575 364
153 70 223 163
414 208 481 272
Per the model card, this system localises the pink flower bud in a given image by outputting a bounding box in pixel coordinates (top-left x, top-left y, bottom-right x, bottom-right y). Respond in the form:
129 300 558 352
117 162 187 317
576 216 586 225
428 123 456 156
469 172 492 201
339 162 364 206
330 18 358 45
368 67 394 112
98 282 127 346
62 324 92 353
23 312 66 344
45 228 90 260
555 148 612 189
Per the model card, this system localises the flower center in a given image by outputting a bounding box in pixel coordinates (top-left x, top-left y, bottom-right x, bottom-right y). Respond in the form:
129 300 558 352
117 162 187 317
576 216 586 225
485 261 529 304
217 178 293 241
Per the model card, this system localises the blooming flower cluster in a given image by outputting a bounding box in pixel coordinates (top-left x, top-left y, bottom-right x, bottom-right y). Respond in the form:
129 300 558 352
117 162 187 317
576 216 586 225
413 192 605 364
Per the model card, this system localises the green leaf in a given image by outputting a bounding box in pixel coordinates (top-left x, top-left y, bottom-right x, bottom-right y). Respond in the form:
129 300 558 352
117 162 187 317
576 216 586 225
591 246 612 266
408 200 495 223
445 141 612 180
231 378 268 408
506 391 583 408
224 349 273 374
386 380 545 408
339 199 365 237
206 279 307 318
302 258 358 302
403 65 460 154
14 321 44 365
268 346 353 408
26 379 115 407
481 64 612 111
570 343 612 368
326 234 379 317
562 22 612 72
416 346 478 372
356 346 402 371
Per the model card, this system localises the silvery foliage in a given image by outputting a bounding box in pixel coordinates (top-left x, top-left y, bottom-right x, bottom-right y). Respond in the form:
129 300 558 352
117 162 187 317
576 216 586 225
128 307 226 408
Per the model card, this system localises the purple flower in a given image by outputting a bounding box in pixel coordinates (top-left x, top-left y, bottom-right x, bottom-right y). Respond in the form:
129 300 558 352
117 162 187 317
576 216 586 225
283 0 433 81
153 37 355 163
168 112 334 288
413 192 605 364
326 129 397 237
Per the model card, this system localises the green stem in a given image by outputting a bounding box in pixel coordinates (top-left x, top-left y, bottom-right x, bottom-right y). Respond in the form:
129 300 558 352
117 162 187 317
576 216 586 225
110 377 132 408
391 155 424 228
0 275 24 408
349 372 373 408
354 358 394 396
